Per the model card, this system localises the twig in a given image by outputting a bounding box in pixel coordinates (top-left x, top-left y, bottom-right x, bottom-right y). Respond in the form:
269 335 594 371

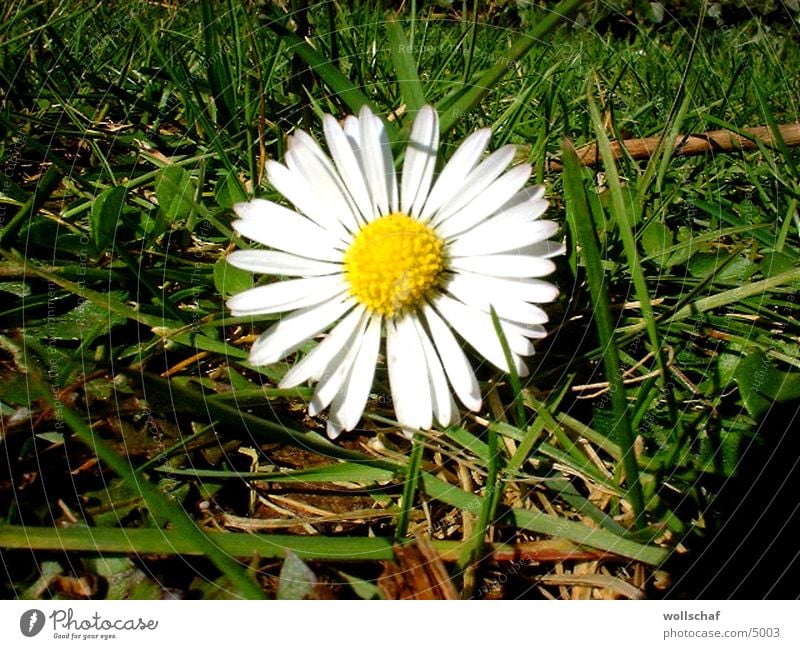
549 122 800 171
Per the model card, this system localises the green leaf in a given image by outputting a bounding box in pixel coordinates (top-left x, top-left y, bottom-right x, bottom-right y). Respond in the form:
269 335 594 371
24 292 128 343
734 349 800 418
155 165 196 224
760 251 800 286
35 432 64 445
91 185 126 252
0 166 63 245
688 253 757 284
88 557 164 600
445 426 490 463
337 570 383 600
600 185 641 226
641 219 675 267
214 258 253 298
277 551 317 600
0 281 31 297
83 477 152 528
214 172 247 209
695 428 749 478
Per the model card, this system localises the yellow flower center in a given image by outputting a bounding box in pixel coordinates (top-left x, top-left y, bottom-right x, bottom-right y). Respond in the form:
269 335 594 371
343 212 445 318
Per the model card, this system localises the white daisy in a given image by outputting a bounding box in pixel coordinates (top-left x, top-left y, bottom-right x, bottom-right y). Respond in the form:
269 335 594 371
226 105 563 438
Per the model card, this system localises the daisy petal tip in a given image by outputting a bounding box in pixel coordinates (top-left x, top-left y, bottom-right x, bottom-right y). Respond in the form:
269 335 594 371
231 201 254 218
247 348 271 367
436 404 459 429
230 218 249 238
419 104 436 120
225 303 243 317
264 159 284 181
225 291 247 314
322 113 341 136
463 394 482 413
398 425 416 440
343 114 360 130
326 420 344 439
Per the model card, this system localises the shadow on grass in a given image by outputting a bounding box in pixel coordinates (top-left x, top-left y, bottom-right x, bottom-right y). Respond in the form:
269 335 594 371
664 401 800 598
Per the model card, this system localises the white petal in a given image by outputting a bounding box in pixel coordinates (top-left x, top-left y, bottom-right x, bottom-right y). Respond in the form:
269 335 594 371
511 323 549 339
448 218 560 257
431 144 516 226
449 253 556 278
431 294 529 376
279 305 367 388
227 275 346 316
323 115 374 223
401 106 439 217
247 296 353 366
232 200 343 262
447 271 559 308
325 419 342 439
419 128 492 221
436 163 532 239
497 184 546 212
359 106 398 217
285 132 361 233
520 239 567 259
326 420 344 439
411 314 456 428
309 311 369 416
422 304 481 412
387 315 432 431
443 196 549 245
492 317 548 344
486 195 549 225
227 249 342 277
328 315 382 432
265 160 350 242
445 273 548 324
448 285 547 323
343 115 361 148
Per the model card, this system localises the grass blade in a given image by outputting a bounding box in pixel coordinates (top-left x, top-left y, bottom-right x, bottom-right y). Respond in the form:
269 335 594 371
489 306 525 428
0 166 63 244
387 16 426 113
262 11 392 136
420 473 666 564
438 0 587 132
34 382 265 599
394 433 425 540
561 138 645 525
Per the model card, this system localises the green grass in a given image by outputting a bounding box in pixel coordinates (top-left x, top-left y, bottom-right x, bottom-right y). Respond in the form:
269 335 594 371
1 1 799 599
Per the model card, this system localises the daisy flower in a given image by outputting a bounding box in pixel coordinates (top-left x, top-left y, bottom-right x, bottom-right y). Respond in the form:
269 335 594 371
226 105 562 438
